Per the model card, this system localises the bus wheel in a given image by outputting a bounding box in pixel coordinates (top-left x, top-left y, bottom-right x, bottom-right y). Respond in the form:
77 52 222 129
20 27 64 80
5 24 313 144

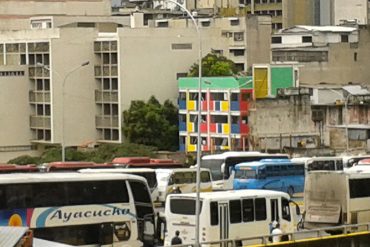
287 186 294 197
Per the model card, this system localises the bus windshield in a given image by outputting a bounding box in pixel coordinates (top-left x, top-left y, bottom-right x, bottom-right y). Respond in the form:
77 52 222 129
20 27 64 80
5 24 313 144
235 169 257 179
201 159 224 181
132 172 157 189
170 198 203 215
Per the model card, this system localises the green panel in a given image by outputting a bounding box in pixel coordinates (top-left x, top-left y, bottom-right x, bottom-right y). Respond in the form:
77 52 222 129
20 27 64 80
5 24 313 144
271 67 294 96
178 76 253 90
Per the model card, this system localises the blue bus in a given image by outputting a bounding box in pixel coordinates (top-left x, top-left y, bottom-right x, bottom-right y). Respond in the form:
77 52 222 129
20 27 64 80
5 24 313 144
232 159 305 197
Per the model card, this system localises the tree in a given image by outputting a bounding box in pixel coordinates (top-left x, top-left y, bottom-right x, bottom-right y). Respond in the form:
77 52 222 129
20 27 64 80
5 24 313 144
188 52 240 77
123 96 179 151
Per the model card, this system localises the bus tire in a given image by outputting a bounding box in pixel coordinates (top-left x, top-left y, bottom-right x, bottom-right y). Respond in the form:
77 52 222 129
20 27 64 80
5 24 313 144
287 186 294 197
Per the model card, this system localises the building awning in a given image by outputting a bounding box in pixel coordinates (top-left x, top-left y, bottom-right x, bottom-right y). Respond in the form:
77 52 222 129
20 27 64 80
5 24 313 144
343 85 370 96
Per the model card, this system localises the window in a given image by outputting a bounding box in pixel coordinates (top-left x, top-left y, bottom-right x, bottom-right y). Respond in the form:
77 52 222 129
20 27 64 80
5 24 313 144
231 49 245 56
229 200 242 223
354 52 357 61
341 35 349 43
234 32 244 41
201 21 211 27
171 43 192 50
349 178 370 198
157 21 169 28
176 73 188 80
281 198 291 221
200 171 211 182
170 199 202 215
271 37 282 44
242 199 254 222
210 201 219 225
255 198 267 220
230 19 240 26
302 36 312 43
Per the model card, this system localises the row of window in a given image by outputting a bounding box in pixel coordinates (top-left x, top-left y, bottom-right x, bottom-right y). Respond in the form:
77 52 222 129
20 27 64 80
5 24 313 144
240 0 282 4
272 35 349 44
181 92 252 101
157 19 241 28
211 198 267 225
0 180 152 210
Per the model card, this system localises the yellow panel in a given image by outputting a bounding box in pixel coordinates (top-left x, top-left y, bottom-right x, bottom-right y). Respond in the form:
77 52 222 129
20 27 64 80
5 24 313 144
254 67 269 98
223 124 230 134
187 122 193 132
187 100 196 111
221 101 229 111
188 144 196 152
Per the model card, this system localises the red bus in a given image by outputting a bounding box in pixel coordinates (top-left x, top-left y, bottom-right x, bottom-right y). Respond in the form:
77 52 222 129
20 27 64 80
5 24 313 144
40 161 116 172
0 164 39 173
111 157 184 169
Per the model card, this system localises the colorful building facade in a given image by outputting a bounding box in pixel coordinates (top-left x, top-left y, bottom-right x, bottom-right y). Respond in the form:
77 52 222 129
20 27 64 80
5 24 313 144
178 77 253 153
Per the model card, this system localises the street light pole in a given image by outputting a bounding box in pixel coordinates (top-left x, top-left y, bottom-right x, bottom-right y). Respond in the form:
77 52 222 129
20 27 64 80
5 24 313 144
161 1 202 245
38 61 90 161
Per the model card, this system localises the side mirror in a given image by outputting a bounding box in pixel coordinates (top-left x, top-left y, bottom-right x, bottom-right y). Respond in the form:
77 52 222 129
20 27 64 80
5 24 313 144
296 204 301 216
168 177 174 185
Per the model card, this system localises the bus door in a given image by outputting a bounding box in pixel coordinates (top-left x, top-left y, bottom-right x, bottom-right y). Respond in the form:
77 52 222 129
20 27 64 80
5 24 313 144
218 202 229 247
270 198 280 224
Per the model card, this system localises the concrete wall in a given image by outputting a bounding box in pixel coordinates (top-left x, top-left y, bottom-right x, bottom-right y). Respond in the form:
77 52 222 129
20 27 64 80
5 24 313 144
0 0 111 17
284 0 316 27
334 0 368 25
249 94 319 151
50 28 98 147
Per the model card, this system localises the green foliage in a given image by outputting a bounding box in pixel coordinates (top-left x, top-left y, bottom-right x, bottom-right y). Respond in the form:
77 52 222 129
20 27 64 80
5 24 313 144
8 155 41 165
188 52 240 77
8 143 157 165
123 96 179 151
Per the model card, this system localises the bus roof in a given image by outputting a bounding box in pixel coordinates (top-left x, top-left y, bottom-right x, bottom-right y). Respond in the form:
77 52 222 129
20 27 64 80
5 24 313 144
42 162 115 170
155 168 210 173
0 164 38 172
292 156 342 163
168 189 289 200
202 151 288 160
79 168 155 174
235 158 293 169
309 170 370 178
111 157 183 166
0 172 147 184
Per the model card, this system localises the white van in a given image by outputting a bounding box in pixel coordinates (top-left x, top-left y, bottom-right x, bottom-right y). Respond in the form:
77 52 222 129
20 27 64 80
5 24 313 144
156 168 212 203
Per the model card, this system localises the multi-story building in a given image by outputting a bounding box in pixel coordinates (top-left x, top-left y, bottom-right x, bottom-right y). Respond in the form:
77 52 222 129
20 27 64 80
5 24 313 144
0 12 271 161
270 25 370 85
178 77 253 152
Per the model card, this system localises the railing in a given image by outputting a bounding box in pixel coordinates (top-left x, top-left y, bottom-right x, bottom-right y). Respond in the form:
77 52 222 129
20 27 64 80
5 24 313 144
166 222 370 247
95 90 118 103
30 115 51 129
29 91 50 103
95 115 119 128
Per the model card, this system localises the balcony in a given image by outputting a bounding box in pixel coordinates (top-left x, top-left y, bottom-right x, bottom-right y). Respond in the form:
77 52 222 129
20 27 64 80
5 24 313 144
28 66 49 78
29 91 50 104
96 115 119 128
94 65 118 77
30 115 51 129
95 90 118 103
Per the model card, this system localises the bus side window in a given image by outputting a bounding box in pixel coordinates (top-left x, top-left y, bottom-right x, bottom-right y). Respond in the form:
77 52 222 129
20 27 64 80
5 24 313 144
255 198 267 221
229 200 242 223
210 201 219 225
201 171 211 182
281 198 291 222
336 161 343 170
258 168 266 179
242 199 254 222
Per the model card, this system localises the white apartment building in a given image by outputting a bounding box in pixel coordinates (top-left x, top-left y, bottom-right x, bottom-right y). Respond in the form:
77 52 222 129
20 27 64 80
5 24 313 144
0 13 271 162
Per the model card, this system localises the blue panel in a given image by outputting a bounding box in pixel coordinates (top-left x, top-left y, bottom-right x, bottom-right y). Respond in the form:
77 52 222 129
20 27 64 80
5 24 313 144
218 124 222 133
215 101 220 111
231 124 240 133
179 100 186 110
230 101 240 111
179 122 186 131
179 144 185 151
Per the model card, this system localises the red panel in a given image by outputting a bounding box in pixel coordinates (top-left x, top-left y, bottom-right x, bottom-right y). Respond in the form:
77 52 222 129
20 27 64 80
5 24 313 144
202 145 209 152
209 101 214 111
200 123 208 133
240 124 250 134
210 123 217 133
202 101 208 111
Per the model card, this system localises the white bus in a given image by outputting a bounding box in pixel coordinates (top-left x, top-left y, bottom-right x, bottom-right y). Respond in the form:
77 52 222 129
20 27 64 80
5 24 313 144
301 170 370 231
79 168 159 203
156 168 212 203
0 173 156 247
164 190 301 246
201 151 289 190
291 156 344 173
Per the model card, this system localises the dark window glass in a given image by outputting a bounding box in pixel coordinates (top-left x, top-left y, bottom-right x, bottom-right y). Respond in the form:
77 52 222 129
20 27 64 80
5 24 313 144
210 201 219 226
302 36 312 43
200 171 211 182
281 198 291 221
229 200 242 223
129 181 151 203
341 35 349 43
242 199 254 222
133 172 157 189
255 198 267 221
271 36 282 44
170 199 202 215
349 178 370 198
